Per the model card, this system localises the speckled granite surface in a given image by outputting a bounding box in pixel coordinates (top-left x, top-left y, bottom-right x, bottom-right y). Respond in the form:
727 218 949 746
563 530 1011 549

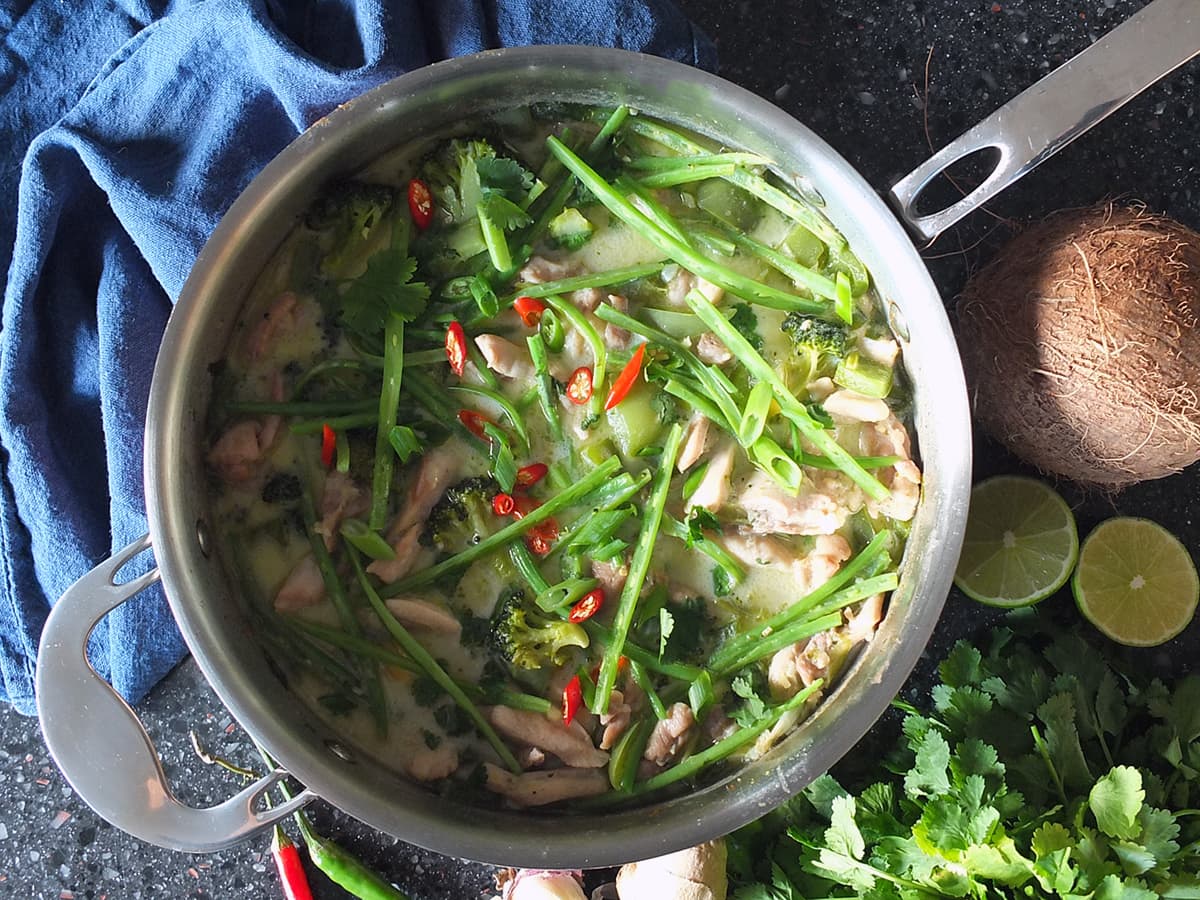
3 1 1198 897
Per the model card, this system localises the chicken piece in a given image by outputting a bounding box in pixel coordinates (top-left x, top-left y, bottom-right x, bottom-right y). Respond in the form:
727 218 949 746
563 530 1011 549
643 702 695 767
519 256 578 284
599 689 632 751
516 747 547 769
274 556 326 612
405 744 459 782
702 706 738 745
475 334 535 381
390 446 461 538
207 418 280 483
483 764 608 807
365 524 424 583
806 376 836 402
768 629 854 702
676 413 711 472
845 592 886 644
721 531 850 597
737 469 862 535
695 332 732 366
823 389 890 423
666 268 725 307
244 291 299 363
485 707 609 769
569 286 604 313
602 293 631 349
591 558 629 598
313 471 368 550
687 440 735 512
549 327 593 384
384 597 462 635
861 414 921 522
859 336 900 368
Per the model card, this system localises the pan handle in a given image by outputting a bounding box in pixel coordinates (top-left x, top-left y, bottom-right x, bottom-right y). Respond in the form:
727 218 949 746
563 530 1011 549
35 534 315 852
890 0 1200 242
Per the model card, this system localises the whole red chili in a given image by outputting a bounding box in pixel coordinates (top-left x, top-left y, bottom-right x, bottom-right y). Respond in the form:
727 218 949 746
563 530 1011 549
514 462 548 491
568 588 605 623
457 409 491 440
605 343 646 410
513 296 547 327
320 424 336 469
407 178 434 230
271 825 315 900
445 321 467 377
566 366 594 405
492 492 515 516
561 675 583 727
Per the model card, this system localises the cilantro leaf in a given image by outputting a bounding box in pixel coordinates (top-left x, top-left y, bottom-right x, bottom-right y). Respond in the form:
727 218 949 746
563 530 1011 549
475 156 533 199
939 641 984 687
732 672 768 728
904 729 951 800
339 248 430 339
658 607 675 660
1090 766 1145 840
477 193 533 232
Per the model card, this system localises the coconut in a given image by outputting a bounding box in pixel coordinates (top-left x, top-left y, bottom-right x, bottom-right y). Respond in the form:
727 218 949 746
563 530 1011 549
956 203 1200 487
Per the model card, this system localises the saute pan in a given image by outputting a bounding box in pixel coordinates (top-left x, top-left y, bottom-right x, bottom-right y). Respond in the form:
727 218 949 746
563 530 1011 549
34 0 1199 869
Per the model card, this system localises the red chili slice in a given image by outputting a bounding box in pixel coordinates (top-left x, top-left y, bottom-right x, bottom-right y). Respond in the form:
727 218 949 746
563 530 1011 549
514 462 548 490
561 675 583 727
513 296 547 328
445 321 467 377
320 423 336 469
457 409 491 440
525 532 553 556
492 492 515 516
568 588 605 623
407 178 434 230
566 366 594 405
605 344 646 411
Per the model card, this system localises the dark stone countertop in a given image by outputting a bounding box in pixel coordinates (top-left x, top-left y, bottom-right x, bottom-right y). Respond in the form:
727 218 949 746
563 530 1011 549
3 1 1198 897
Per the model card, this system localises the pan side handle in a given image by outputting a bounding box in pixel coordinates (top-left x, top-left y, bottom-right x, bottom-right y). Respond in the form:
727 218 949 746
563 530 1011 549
35 534 314 852
890 0 1200 243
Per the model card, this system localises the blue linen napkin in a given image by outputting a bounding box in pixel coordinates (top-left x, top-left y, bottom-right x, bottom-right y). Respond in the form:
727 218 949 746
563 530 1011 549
0 0 716 716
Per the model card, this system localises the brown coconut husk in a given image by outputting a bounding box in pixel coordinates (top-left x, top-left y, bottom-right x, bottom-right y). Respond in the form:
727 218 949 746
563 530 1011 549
956 202 1200 487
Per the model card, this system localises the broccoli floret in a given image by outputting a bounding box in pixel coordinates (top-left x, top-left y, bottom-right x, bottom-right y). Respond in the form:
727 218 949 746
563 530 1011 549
487 587 589 671
418 138 498 227
549 207 594 250
781 313 849 385
305 182 396 280
422 475 497 554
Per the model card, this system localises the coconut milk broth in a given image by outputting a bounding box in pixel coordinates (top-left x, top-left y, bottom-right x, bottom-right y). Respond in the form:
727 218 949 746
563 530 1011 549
206 107 918 805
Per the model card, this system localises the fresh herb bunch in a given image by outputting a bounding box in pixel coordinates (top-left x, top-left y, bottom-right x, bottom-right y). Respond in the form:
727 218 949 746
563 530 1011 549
728 616 1200 899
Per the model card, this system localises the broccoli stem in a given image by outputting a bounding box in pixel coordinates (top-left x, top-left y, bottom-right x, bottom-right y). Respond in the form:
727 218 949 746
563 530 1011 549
592 421 684 715
708 530 893 673
350 551 523 774
546 137 824 315
682 288 888 501
381 456 622 596
369 313 405 531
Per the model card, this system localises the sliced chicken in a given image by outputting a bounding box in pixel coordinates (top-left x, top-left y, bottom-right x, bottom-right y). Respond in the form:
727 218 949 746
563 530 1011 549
676 413 711 472
695 332 732 366
687 440 736 512
768 636 828 700
485 706 609 769
366 524 424 583
806 376 836 402
244 291 299 363
666 268 724 307
313 471 368 550
384 597 461 635
475 334 535 381
602 294 631 349
207 417 281 483
569 287 604 313
274 556 326 612
722 531 851 598
390 446 461 538
519 256 578 284
591 558 629 599
861 413 921 522
823 389 890 423
845 592 886 644
483 764 608 807
643 702 695 767
405 744 459 782
598 689 633 751
737 469 862 535
858 336 900 368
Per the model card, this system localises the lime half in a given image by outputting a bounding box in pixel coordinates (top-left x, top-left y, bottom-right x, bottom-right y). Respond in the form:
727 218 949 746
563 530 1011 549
1072 517 1199 647
954 475 1079 607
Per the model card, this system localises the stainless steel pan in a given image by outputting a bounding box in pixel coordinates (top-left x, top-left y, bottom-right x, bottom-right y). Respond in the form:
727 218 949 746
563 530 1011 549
34 0 1200 869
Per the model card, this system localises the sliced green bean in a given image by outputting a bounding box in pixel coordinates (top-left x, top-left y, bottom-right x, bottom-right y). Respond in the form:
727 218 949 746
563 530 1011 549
526 333 564 442
506 262 666 303
369 314 405 531
451 384 531 453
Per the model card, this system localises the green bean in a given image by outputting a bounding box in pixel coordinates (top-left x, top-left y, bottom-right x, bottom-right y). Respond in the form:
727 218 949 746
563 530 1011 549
720 225 838 302
451 384 530 453
626 151 770 172
369 314 405 531
351 551 522 773
526 333 564 442
547 136 824 314
585 621 703 682
613 176 692 246
510 541 552 596
505 262 666 303
637 162 736 189
660 516 745 588
593 422 684 714
382 456 622 595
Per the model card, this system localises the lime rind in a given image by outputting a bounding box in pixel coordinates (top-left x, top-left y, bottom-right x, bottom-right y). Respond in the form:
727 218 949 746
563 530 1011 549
954 475 1080 608
1072 517 1200 648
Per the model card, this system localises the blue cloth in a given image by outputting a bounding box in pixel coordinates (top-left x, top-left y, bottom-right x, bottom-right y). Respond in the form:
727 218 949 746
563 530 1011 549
0 0 715 716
